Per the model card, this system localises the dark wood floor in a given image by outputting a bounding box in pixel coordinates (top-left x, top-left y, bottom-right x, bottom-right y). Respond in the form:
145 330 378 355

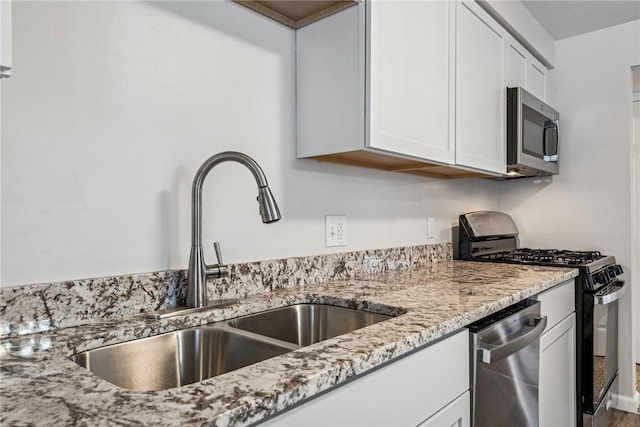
609 364 640 426
610 409 640 426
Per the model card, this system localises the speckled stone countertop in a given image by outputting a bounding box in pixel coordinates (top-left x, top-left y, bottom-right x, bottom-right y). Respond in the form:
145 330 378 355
0 261 578 426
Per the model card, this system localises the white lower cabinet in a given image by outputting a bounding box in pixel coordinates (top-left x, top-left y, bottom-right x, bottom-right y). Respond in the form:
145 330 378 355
539 313 576 427
418 390 470 427
261 329 469 426
537 280 577 427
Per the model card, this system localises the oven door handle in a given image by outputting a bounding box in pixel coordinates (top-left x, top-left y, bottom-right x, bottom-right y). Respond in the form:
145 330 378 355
478 315 547 364
595 280 625 305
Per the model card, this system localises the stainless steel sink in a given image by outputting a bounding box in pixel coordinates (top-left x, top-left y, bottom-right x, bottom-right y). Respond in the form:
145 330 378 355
226 303 393 346
70 303 396 391
70 326 297 391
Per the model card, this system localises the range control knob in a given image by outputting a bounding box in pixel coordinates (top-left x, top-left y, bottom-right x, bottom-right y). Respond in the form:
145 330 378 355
604 269 613 281
595 271 608 284
599 272 607 284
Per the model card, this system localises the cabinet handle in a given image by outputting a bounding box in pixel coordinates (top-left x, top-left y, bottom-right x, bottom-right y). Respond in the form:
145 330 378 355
0 65 11 78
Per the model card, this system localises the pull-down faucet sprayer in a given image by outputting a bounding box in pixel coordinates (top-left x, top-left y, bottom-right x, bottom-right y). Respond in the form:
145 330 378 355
187 151 281 308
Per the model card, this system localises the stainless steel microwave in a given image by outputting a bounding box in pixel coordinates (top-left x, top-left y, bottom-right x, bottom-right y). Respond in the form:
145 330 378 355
506 87 559 177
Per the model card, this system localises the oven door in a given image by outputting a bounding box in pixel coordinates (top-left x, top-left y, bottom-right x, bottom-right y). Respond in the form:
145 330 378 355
584 280 625 413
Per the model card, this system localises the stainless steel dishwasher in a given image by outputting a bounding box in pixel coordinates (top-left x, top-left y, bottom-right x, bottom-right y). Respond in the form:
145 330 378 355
469 300 547 427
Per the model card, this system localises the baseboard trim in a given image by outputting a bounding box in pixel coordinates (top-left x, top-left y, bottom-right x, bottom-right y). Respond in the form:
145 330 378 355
613 391 640 413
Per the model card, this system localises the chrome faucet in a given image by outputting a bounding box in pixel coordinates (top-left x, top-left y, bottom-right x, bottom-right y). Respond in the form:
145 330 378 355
186 151 281 308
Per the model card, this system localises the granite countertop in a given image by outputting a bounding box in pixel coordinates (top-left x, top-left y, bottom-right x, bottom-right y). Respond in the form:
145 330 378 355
0 260 578 426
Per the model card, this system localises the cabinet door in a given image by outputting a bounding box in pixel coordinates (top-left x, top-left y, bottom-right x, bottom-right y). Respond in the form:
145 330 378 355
261 330 469 426
539 313 576 427
455 1 506 174
527 58 546 101
505 36 527 89
418 391 470 427
504 34 547 102
367 0 454 164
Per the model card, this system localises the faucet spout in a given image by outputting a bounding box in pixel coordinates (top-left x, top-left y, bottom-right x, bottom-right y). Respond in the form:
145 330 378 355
187 151 281 308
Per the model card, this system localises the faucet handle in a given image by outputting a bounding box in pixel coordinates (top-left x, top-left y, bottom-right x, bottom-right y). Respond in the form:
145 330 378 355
213 241 224 265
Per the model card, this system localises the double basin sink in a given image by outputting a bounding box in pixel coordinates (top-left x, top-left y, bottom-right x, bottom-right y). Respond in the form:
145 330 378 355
71 304 395 391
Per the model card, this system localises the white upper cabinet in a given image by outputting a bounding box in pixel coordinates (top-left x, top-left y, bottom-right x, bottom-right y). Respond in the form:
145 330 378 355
367 0 454 165
527 59 547 101
232 0 358 29
455 1 506 174
297 0 544 179
0 0 12 78
296 6 364 159
505 34 548 101
297 1 494 179
505 37 528 89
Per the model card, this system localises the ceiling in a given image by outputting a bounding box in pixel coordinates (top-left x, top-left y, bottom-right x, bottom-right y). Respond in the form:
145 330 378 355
521 1 640 40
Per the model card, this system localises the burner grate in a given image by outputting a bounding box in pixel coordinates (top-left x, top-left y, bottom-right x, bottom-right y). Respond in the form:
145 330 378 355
485 248 603 266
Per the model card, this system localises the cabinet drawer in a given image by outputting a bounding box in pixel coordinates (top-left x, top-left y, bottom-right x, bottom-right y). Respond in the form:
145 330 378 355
537 279 575 329
262 329 469 426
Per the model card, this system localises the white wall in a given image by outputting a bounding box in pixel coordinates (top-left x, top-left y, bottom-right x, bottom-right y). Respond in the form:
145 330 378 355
1 73 3 283
498 19 640 411
0 1 499 287
632 67 640 366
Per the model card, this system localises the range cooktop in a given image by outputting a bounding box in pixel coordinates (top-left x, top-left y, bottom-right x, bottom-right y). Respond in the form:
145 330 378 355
481 248 604 266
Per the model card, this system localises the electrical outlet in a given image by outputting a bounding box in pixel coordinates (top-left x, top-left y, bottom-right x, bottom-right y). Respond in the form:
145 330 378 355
325 215 347 247
427 217 436 239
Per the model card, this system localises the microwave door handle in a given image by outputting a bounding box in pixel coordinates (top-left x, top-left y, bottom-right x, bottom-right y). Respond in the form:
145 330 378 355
543 120 559 162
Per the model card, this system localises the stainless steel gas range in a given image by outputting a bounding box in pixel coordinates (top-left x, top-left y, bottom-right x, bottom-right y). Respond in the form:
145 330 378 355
457 211 626 427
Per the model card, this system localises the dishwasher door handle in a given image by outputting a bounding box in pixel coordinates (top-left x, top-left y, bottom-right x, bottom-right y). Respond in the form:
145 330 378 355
478 315 547 364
